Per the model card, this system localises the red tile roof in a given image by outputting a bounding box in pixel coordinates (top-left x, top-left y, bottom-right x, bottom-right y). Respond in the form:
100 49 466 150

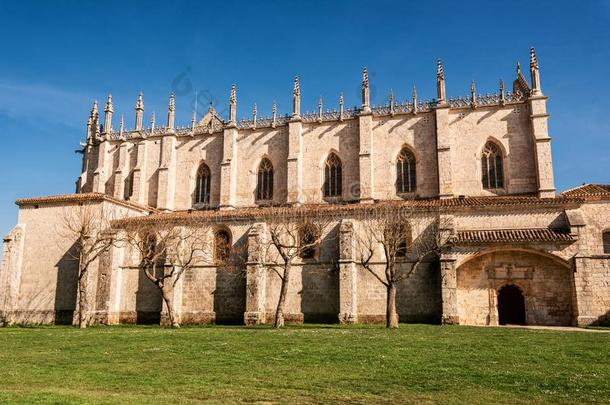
561 184 610 200
452 228 574 244
15 193 156 213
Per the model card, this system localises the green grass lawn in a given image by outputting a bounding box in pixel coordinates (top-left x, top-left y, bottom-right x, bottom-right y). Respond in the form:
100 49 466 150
0 324 608 404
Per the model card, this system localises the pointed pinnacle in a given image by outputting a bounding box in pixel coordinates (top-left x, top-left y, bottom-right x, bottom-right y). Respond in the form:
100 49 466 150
230 84 236 104
293 76 300 95
530 47 538 69
412 85 417 99
362 67 369 86
437 59 444 79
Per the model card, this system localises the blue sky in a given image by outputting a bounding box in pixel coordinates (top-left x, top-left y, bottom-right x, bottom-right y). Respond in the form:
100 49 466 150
1 0 610 242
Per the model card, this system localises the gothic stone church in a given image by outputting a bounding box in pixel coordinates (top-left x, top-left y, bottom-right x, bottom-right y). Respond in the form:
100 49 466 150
2 49 609 327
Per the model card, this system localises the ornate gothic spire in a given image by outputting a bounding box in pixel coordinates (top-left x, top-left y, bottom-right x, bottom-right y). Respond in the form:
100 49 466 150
529 47 542 96
229 84 237 126
412 86 418 114
361 67 370 112
470 80 477 108
87 100 98 141
436 59 446 104
103 94 113 134
292 76 301 118
119 115 124 137
135 92 144 131
499 79 506 105
167 93 175 130
339 92 344 121
272 101 277 127
317 96 323 122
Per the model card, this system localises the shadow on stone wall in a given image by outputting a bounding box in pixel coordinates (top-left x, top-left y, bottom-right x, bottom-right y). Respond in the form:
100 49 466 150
213 232 247 324
54 242 79 325
396 260 442 324
135 268 162 324
300 264 339 323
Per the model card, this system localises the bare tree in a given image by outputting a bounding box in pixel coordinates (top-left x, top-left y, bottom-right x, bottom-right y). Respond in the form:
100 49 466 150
260 207 335 328
59 203 118 328
121 220 211 327
356 205 447 328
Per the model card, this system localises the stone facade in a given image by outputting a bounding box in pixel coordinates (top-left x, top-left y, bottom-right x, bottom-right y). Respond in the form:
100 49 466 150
1 49 609 327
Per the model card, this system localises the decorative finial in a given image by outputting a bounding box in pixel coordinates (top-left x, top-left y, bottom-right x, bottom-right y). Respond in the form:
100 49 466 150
119 115 124 137
228 84 237 126
317 96 323 122
103 95 113 134
339 92 344 121
151 111 156 131
529 47 542 96
292 76 301 118
516 61 522 75
252 103 257 129
272 101 277 127
361 66 370 112
191 110 196 135
499 79 506 105
167 93 175 130
470 80 477 108
436 59 446 104
135 92 144 131
389 89 395 116
412 86 418 114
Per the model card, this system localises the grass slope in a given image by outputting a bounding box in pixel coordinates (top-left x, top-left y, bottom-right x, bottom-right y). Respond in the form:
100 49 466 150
0 324 608 404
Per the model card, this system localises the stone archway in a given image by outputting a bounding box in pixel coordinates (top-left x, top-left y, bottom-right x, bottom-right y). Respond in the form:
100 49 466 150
456 250 574 326
497 284 526 325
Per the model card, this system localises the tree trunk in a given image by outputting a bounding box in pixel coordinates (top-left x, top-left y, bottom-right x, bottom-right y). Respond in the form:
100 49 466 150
386 282 399 328
78 269 89 329
161 284 180 328
274 263 292 328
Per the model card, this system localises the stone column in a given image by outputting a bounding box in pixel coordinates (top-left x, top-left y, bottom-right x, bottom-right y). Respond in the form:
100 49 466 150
92 140 110 193
287 118 303 205
0 224 26 325
434 105 454 198
358 112 374 202
440 258 459 324
157 133 177 211
528 96 556 198
131 139 148 205
244 223 267 325
113 142 130 199
220 126 238 209
338 219 358 323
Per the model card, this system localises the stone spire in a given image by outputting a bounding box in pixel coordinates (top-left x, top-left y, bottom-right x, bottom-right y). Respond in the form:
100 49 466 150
292 76 301 118
317 96 323 122
167 93 175 130
151 111 156 131
191 110 196 133
470 80 477 108
499 79 506 105
103 94 113 134
229 84 237 126
361 67 370 112
119 115 124 137
389 89 395 116
529 47 542 96
271 101 277 127
252 103 257 128
412 86 418 114
436 59 446 104
339 92 344 121
135 92 144 131
87 100 98 141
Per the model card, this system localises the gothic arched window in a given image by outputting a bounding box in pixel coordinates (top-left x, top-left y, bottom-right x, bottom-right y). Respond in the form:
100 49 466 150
194 163 211 206
214 229 231 263
256 158 274 202
323 152 342 198
481 142 504 189
396 147 417 194
603 231 610 254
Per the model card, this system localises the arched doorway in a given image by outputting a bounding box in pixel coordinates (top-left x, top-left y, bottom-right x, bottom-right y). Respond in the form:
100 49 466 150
498 284 526 325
